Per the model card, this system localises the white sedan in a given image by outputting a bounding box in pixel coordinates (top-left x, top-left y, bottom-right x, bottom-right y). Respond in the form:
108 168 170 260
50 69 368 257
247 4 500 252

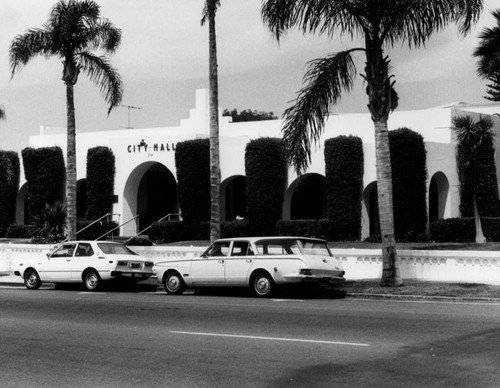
153 236 345 297
15 241 154 291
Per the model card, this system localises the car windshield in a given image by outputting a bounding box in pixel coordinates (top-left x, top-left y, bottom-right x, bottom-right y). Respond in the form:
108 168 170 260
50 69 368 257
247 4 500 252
97 243 137 255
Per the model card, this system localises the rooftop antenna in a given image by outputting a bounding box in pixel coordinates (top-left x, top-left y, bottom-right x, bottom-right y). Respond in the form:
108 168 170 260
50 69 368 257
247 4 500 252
120 104 142 128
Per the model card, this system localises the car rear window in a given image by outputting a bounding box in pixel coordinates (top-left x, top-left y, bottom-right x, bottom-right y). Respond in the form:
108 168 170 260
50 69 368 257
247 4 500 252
97 243 136 255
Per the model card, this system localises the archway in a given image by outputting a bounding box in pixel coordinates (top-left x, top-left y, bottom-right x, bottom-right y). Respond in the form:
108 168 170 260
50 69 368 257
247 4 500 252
362 182 380 238
221 175 246 221
123 162 178 235
429 172 449 223
288 173 326 220
76 179 87 219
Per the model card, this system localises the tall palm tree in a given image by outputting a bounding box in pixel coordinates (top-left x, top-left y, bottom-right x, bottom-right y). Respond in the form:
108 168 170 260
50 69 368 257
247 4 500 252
261 0 483 286
475 9 500 97
452 115 494 244
9 0 122 241
202 0 222 242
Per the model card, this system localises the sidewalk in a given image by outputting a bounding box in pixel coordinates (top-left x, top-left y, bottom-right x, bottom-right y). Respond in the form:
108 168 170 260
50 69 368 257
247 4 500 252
0 273 23 287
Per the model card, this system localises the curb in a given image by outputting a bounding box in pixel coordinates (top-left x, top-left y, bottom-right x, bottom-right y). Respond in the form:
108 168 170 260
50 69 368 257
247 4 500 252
346 292 500 303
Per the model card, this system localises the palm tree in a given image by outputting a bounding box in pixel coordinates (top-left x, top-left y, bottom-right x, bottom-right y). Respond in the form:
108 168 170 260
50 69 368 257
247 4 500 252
475 9 500 98
261 0 483 287
9 0 122 241
452 115 494 243
202 0 222 242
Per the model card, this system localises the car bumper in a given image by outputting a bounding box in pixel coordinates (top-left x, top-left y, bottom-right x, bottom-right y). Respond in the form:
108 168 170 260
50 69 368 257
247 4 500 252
282 274 345 285
110 271 153 280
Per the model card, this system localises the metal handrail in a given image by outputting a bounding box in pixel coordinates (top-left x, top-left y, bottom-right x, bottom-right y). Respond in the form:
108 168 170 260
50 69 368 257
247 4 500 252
76 213 120 236
96 214 139 241
123 213 181 244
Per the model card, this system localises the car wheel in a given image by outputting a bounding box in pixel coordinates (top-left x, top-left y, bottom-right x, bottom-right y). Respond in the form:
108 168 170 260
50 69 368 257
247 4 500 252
164 272 185 295
84 270 101 291
252 272 274 297
24 269 41 290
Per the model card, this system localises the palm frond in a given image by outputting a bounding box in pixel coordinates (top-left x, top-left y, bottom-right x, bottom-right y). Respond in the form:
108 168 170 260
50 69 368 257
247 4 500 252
78 52 123 114
474 9 500 79
9 28 53 76
261 0 364 41
201 0 221 26
282 49 361 174
383 0 483 47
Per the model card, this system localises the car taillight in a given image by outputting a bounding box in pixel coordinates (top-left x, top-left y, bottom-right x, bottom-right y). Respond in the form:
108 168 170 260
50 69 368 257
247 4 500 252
117 261 127 266
300 269 312 275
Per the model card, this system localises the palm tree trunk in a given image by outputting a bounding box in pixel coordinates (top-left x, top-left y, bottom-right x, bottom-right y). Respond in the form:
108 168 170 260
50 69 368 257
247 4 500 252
66 82 77 241
374 119 402 287
208 1 221 242
472 192 486 243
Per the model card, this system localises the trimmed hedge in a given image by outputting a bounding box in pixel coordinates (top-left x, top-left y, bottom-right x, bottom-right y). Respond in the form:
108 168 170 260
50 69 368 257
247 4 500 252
175 139 210 223
149 221 209 244
76 220 119 240
389 128 428 240
276 219 331 240
245 138 287 235
86 147 115 220
22 147 65 217
6 224 35 239
456 128 499 217
0 151 20 236
430 217 500 242
324 136 363 240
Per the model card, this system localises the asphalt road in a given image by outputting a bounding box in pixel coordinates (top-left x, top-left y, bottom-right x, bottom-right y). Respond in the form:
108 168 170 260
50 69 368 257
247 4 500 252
1 286 500 388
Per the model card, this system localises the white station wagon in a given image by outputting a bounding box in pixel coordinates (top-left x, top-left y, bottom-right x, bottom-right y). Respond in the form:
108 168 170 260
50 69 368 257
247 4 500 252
153 236 345 297
15 241 154 291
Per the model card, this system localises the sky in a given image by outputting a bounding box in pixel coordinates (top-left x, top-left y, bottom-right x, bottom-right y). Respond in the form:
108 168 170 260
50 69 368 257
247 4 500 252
0 0 499 153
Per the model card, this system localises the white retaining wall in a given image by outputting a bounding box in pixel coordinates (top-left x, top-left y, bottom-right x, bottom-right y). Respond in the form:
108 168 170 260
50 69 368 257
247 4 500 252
1 244 499 285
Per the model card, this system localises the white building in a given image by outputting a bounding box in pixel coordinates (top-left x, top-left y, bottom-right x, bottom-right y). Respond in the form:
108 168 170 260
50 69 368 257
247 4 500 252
16 89 500 238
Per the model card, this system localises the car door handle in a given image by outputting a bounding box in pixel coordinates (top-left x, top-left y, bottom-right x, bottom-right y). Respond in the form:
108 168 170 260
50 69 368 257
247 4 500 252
66 259 71 262
246 259 253 263
218 259 225 263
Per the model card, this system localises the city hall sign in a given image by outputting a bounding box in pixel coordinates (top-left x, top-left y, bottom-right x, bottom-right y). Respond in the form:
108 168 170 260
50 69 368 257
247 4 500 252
127 139 177 153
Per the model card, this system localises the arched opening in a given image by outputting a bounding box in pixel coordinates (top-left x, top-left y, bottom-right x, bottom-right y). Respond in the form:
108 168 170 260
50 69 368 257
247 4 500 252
123 162 178 235
289 173 326 220
221 175 246 221
77 179 87 219
15 183 28 225
429 172 449 223
362 182 380 238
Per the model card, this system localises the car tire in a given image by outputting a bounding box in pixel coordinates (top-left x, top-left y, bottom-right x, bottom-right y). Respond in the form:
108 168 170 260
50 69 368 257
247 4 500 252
164 272 185 295
24 269 42 290
251 272 274 297
83 270 101 291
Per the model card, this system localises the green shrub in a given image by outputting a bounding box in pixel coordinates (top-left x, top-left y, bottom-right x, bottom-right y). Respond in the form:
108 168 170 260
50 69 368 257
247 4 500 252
324 136 363 240
86 147 115 220
245 138 287 235
429 217 500 242
456 130 500 217
76 220 119 240
175 139 210 223
6 224 35 239
22 147 65 217
149 221 209 244
276 219 331 240
221 220 251 238
0 151 20 236
389 128 428 240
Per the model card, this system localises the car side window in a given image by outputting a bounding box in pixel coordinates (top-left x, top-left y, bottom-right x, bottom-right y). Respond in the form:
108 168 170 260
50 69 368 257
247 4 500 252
231 241 250 256
75 243 94 257
51 244 77 258
206 242 230 257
